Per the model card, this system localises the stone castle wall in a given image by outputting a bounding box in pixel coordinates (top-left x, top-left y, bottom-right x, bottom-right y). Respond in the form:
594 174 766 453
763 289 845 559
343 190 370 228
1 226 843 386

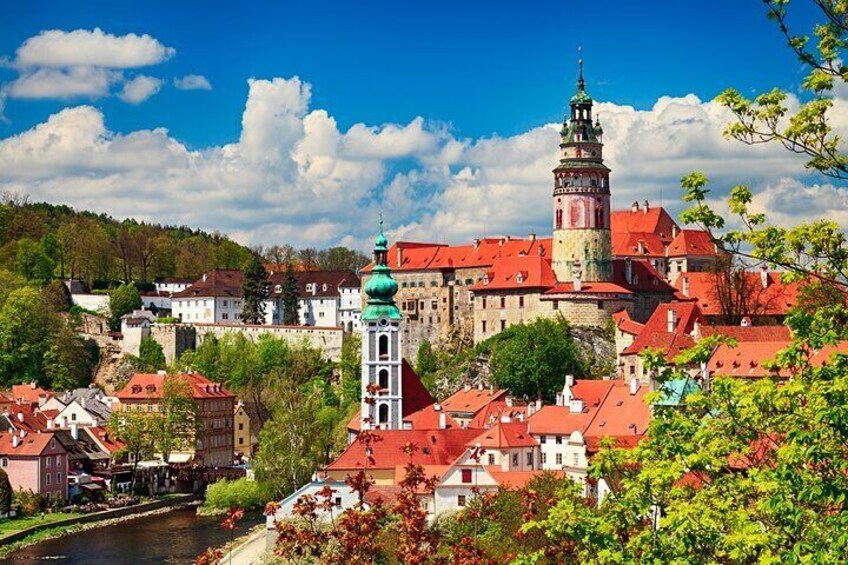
151 324 197 365
194 323 345 362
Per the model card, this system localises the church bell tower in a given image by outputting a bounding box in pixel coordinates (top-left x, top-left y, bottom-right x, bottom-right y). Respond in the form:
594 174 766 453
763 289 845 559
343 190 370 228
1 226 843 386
551 59 613 282
360 220 403 430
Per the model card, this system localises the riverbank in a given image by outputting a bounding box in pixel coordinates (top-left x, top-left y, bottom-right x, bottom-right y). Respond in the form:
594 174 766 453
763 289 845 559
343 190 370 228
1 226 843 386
0 494 197 558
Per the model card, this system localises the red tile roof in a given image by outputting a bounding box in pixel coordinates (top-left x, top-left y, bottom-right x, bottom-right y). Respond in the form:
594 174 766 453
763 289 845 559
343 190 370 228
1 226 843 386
667 229 718 257
116 372 234 401
362 238 552 273
621 302 704 359
707 341 788 379
611 206 678 240
10 383 51 405
698 325 791 342
467 399 528 429
571 380 618 408
612 310 644 336
470 255 558 291
173 269 359 299
85 426 126 454
0 431 62 457
674 271 801 317
611 231 668 257
4 404 51 433
325 428 480 471
584 381 651 451
467 421 538 449
440 387 508 416
527 404 599 436
488 469 565 489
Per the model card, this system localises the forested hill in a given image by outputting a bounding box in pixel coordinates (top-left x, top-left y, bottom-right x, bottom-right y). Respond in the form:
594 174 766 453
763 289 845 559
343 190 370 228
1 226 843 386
0 195 369 286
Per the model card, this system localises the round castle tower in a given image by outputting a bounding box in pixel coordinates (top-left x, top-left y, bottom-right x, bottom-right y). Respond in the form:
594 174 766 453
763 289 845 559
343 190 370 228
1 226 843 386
551 60 613 283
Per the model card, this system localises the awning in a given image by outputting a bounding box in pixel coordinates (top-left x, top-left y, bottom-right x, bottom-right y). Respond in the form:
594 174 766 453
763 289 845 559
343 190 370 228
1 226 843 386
81 483 103 492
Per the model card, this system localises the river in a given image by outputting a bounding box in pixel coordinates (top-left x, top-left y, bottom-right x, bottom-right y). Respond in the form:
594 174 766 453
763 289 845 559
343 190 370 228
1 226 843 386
4 507 266 564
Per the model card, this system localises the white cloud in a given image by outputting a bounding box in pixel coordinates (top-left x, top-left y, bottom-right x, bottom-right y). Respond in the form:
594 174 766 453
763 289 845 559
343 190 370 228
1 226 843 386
1 28 174 105
117 75 163 104
12 28 174 69
173 74 212 90
6 66 121 99
0 75 844 249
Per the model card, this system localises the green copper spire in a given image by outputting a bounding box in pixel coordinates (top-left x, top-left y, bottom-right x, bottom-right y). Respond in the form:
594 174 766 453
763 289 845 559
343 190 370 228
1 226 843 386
362 218 401 321
570 57 592 105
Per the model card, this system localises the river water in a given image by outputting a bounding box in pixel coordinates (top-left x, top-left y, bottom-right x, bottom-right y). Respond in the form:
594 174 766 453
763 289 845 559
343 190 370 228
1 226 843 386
4 507 265 564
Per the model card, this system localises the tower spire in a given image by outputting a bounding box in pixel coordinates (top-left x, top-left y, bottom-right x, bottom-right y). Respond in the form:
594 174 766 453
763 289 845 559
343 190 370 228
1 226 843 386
577 46 585 91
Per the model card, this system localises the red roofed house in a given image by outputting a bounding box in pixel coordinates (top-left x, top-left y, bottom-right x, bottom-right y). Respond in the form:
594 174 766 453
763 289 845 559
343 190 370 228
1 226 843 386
674 267 801 324
0 431 68 501
10 382 51 407
706 340 848 381
612 309 644 355
116 371 235 467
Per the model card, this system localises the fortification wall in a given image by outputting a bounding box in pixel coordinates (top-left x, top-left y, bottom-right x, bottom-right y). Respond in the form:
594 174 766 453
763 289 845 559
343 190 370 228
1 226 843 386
194 323 344 362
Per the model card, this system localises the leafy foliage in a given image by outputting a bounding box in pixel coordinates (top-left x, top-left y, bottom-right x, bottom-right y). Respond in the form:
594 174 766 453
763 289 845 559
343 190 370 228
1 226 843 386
108 282 142 331
0 468 12 516
203 477 269 511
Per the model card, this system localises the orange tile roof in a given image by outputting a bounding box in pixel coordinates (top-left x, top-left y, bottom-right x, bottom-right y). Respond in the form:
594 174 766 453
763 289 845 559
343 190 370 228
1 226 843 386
612 309 644 336
440 387 508 416
10 383 51 405
467 421 538 449
470 254 558 291
698 325 791 342
584 381 651 451
621 302 704 359
674 271 801 317
611 231 668 257
571 380 618 408
4 404 51 433
527 404 600 436
611 206 678 239
116 372 234 401
707 341 789 378
467 399 528 429
85 426 126 453
0 431 62 457
325 428 480 472
666 229 718 257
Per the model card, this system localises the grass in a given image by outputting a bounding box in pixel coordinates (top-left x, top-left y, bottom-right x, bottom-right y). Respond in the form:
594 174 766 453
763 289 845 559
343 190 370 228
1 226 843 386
0 512 80 537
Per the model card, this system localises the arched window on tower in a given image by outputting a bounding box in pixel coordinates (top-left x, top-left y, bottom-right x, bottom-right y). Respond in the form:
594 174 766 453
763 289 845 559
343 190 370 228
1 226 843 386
378 404 389 424
555 209 563 230
379 369 389 390
378 335 389 360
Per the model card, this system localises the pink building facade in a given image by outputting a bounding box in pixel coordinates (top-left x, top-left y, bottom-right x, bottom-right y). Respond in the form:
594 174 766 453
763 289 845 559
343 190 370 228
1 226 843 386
0 431 68 500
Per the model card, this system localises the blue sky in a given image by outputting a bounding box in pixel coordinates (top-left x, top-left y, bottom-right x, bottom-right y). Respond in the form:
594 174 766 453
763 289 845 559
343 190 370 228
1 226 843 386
0 0 817 146
0 1 839 249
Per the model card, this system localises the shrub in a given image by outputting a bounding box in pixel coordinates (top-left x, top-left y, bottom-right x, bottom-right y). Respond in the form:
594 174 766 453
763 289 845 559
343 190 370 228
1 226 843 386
0 469 11 515
203 477 268 511
14 489 43 516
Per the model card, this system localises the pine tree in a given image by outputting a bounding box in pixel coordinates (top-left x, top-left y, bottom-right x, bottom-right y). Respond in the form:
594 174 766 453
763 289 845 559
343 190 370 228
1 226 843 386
282 262 300 326
240 255 269 324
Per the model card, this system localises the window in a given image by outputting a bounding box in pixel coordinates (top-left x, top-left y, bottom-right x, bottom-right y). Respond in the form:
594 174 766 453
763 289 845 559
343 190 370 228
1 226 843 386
597 300 604 310
540 435 546 444
512 454 519 467
500 320 506 331
222 313 229 320
431 300 438 310
526 452 533 466
556 453 563 465
573 453 579 466
0 458 7 467
56 455 61 467
57 472 62 485
239 437 244 445
555 435 562 445
481 321 487 333
46 473 51 485
378 404 389 423
430 280 438 287
335 497 342 507
47 457 52 468
542 453 547 464
500 296 506 308
378 335 389 359
457 495 466 507
223 300 228 307
519 296 525 308
461 469 472 483
481 297 487 309
379 369 389 390
487 453 495 465
71 413 76 421
238 423 244 431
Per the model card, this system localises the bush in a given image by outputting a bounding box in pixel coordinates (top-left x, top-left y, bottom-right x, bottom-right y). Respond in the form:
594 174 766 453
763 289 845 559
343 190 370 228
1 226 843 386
203 477 268 511
14 489 43 517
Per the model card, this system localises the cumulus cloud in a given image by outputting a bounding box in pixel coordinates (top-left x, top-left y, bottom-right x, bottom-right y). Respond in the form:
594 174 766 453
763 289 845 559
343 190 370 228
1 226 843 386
12 28 174 69
117 75 163 104
1 28 174 103
0 75 843 249
173 74 212 90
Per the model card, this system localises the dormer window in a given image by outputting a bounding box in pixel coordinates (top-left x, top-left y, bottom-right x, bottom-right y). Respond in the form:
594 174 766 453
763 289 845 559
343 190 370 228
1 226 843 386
145 384 156 393
516 272 524 284
274 284 282 293
131 385 142 394
322 284 327 291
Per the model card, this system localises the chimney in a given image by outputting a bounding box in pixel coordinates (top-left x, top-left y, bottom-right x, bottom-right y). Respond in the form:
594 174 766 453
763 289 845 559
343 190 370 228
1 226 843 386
157 369 166 375
637 241 646 255
682 276 690 297
631 201 640 213
672 224 679 238
741 316 751 327
463 383 471 393
516 412 525 422
30 381 36 390
760 265 769 289
12 435 19 448
47 418 54 430
535 399 542 412
555 391 564 406
505 396 513 407
630 377 639 396
528 233 536 242
61 416 68 428
569 399 584 414
643 200 649 214
624 257 633 285
693 319 701 338
16 412 23 423
397 246 403 268
439 412 447 429
70 422 79 440
473 239 481 250
202 273 207 282
667 308 678 333
477 382 484 391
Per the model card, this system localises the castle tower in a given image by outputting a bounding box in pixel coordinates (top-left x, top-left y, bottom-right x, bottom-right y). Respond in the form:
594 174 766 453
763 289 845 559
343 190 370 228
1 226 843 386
551 59 613 282
360 220 403 430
